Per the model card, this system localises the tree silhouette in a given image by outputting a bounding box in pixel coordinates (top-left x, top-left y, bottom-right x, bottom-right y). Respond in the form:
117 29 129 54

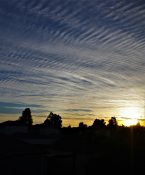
18 108 33 127
79 122 87 129
107 117 118 128
92 119 106 129
43 112 62 128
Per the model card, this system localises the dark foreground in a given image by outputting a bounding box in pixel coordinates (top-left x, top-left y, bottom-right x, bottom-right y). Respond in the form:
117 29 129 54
0 126 145 175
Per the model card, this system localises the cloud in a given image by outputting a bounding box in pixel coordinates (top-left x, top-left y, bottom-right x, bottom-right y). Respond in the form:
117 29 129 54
65 109 93 112
0 0 145 123
0 102 46 114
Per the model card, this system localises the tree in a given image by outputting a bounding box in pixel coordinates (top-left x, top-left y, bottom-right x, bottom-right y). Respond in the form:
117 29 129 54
107 117 118 128
43 112 62 128
92 119 106 129
79 122 87 129
18 108 33 127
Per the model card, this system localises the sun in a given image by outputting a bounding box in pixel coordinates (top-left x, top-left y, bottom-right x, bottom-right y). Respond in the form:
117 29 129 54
119 107 142 126
120 107 141 119
123 119 138 126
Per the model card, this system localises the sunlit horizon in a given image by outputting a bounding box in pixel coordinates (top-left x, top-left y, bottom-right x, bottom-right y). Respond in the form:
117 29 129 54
0 106 145 127
0 0 145 127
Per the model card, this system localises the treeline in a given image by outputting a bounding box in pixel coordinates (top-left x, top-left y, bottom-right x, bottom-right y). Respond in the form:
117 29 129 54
0 108 141 129
79 117 118 129
0 108 62 129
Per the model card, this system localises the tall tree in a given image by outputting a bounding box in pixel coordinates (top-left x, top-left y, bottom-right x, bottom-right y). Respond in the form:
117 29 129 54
18 108 33 127
43 112 62 128
107 117 118 128
92 119 106 128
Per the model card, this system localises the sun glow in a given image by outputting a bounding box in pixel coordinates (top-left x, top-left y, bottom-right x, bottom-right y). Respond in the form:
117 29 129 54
123 119 138 126
120 107 141 119
119 107 142 126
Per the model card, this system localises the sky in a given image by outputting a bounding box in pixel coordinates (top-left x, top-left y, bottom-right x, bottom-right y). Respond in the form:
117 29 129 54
0 0 145 126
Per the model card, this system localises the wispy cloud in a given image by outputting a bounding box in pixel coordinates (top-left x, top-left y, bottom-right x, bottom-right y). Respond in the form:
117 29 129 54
0 0 145 124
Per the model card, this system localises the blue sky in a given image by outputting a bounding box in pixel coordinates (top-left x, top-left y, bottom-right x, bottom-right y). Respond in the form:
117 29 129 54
0 0 145 126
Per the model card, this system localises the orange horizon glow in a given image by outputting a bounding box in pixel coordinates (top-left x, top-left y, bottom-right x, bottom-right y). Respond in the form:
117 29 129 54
0 105 144 127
